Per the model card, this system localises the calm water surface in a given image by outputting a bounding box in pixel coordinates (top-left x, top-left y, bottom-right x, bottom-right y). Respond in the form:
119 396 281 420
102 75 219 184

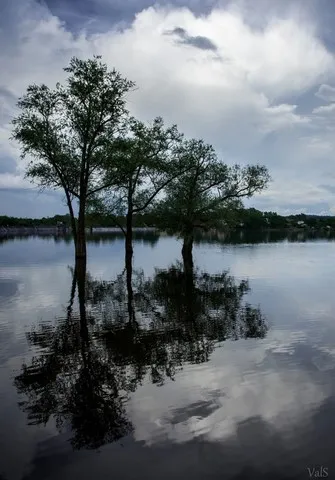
1 231 335 480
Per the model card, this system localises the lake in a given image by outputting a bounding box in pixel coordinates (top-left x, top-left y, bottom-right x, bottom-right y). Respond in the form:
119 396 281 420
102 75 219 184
0 230 335 480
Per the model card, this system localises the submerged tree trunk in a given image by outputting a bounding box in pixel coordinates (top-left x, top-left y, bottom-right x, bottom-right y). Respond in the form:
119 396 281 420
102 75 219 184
125 249 136 324
125 209 133 267
182 231 194 270
76 257 89 344
76 198 87 259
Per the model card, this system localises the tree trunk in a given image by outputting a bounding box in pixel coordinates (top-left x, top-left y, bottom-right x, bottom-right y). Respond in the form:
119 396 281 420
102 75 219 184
182 232 194 270
64 190 77 246
76 198 87 259
125 211 133 267
124 199 138 324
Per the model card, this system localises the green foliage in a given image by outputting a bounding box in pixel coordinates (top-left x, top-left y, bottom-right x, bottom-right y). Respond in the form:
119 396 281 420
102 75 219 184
0 214 71 227
10 54 272 257
11 56 136 255
2 210 335 230
91 116 184 224
12 57 135 199
234 209 335 230
153 138 270 237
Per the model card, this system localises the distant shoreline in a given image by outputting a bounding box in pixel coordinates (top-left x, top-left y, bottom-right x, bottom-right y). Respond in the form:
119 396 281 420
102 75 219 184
0 226 157 236
1 225 333 238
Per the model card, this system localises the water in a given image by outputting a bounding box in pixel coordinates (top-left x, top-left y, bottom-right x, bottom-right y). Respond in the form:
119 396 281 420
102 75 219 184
1 231 335 480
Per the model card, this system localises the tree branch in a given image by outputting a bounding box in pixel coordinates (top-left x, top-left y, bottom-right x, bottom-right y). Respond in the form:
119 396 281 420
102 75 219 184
133 167 191 213
87 181 119 197
199 178 228 194
197 184 258 215
109 215 126 235
132 163 143 195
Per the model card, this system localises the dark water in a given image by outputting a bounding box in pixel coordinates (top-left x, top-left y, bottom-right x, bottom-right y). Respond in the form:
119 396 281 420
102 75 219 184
1 231 335 480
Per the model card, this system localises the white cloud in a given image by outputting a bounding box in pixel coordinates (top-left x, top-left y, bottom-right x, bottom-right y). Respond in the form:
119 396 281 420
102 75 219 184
262 104 309 133
1 0 335 215
90 6 324 146
315 83 335 102
313 103 335 114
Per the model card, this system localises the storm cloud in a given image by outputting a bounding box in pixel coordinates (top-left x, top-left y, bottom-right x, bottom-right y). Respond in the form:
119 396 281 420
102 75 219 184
1 0 335 216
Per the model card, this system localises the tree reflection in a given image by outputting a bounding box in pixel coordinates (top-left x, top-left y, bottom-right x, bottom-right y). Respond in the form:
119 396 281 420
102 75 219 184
14 259 133 449
14 253 267 450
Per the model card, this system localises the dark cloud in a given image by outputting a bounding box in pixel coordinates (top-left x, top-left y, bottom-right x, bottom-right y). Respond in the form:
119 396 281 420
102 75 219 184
171 27 187 36
40 0 219 32
182 35 218 51
33 0 335 53
13 0 335 55
166 26 218 51
37 0 109 33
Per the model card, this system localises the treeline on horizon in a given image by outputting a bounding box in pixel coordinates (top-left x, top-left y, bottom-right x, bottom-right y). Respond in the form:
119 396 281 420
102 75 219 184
1 208 335 230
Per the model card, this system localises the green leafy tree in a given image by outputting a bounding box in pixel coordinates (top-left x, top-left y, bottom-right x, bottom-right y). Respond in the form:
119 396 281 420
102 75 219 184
12 56 135 259
90 116 184 266
154 139 270 261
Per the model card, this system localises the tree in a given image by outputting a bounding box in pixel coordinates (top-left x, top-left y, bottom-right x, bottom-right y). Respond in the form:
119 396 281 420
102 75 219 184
12 56 135 259
90 116 184 267
265 211 287 229
154 139 270 261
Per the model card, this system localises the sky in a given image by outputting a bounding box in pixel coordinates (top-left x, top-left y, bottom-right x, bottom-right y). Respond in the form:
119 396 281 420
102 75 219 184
1 0 335 217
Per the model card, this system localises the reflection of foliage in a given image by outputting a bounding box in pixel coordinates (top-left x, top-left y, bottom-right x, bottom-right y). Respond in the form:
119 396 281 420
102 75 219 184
89 259 267 383
14 267 133 450
14 258 267 450
0 230 160 247
194 228 335 245
149 263 267 342
85 230 160 247
2 228 335 247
